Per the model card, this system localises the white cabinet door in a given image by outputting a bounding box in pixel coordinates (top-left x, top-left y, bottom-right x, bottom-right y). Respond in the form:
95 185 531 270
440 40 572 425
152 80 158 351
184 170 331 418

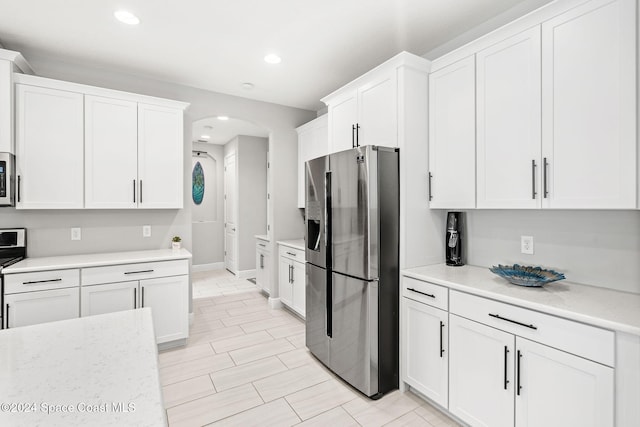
477 27 542 209
15 84 84 209
85 96 138 208
255 243 271 294
137 103 184 208
329 93 357 153
357 73 397 148
279 257 293 306
541 0 636 209
5 287 79 328
261 251 272 295
80 281 138 317
297 115 328 208
225 227 237 274
291 260 305 317
140 275 188 344
403 298 448 408
515 337 614 427
449 314 514 427
428 57 476 209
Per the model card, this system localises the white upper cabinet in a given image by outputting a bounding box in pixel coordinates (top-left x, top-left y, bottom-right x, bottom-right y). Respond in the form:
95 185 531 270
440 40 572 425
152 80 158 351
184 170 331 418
16 84 84 209
85 96 138 208
138 103 184 208
428 56 476 209
297 114 328 208
541 0 636 209
356 73 397 148
327 93 357 153
476 27 541 209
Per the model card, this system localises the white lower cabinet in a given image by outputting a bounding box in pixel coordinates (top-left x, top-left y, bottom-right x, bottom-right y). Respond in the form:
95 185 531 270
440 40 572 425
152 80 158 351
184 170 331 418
139 276 189 344
255 239 272 294
81 281 137 317
5 287 79 329
403 298 448 408
278 244 305 317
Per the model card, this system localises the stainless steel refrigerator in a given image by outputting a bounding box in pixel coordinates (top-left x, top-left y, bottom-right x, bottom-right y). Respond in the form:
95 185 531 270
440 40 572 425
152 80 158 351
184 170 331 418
305 145 399 399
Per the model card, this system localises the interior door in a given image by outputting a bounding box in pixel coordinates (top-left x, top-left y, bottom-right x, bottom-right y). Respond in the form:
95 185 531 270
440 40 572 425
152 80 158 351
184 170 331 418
330 272 378 397
224 153 237 273
305 262 328 366
329 146 377 280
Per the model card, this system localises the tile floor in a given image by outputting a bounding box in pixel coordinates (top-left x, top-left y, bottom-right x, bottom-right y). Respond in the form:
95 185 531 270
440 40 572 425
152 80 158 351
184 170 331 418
160 270 461 427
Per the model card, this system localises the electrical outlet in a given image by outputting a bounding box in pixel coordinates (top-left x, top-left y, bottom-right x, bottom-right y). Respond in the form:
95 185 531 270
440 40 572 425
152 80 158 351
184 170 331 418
143 225 151 237
71 227 81 241
521 235 534 255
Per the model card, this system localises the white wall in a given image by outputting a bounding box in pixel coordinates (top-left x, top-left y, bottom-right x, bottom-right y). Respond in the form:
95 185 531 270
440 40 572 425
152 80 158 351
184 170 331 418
0 52 315 301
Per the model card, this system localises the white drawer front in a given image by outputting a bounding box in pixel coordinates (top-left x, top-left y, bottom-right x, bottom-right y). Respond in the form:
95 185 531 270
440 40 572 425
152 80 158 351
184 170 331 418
402 276 448 311
5 269 80 294
450 290 614 367
81 259 189 286
256 240 271 254
279 245 305 262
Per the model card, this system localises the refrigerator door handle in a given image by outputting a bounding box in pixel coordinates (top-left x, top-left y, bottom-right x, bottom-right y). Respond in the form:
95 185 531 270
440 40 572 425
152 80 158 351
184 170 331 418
325 170 333 338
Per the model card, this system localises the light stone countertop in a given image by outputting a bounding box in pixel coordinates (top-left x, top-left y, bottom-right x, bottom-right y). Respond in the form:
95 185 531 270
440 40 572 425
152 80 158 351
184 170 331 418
255 235 270 242
3 248 192 274
0 308 166 426
402 264 640 336
277 239 305 252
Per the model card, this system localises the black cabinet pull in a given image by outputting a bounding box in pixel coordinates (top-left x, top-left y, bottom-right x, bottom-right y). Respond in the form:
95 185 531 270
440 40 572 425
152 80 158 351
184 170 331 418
504 346 510 390
407 287 435 299
439 321 445 357
355 123 360 147
5 304 9 329
428 173 433 201
351 125 356 148
543 157 549 198
139 180 143 204
531 160 537 199
259 254 264 269
133 288 137 309
17 175 21 203
141 286 145 307
258 243 266 247
517 350 522 395
286 251 297 257
133 179 136 203
489 313 537 330
23 278 62 285
124 270 154 275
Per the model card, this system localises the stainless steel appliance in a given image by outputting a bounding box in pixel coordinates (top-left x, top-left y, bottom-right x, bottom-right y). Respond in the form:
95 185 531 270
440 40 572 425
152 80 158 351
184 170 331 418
445 212 463 266
0 152 16 207
0 228 26 329
305 145 399 399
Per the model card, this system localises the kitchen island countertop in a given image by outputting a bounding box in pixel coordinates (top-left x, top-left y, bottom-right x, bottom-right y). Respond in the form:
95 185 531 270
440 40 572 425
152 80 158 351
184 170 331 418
0 308 166 426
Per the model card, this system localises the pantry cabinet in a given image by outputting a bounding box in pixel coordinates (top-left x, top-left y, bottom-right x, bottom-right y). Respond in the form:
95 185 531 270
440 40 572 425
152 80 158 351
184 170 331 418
541 0 636 209
476 27 541 209
5 287 79 329
296 114 328 208
14 74 188 210
428 56 476 209
15 84 84 209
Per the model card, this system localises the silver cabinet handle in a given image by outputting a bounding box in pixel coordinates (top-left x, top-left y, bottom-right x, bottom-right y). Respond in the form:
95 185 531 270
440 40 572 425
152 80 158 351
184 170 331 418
133 287 137 309
133 179 136 203
286 251 296 257
141 286 145 307
139 180 143 204
428 172 433 201
260 254 264 269
23 278 62 285
258 243 266 247
543 157 549 198
531 160 537 199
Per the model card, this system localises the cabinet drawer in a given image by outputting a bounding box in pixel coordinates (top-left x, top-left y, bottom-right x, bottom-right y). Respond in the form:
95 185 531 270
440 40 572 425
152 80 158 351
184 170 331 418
450 290 614 366
256 240 271 254
4 269 80 294
81 259 189 286
279 245 305 261
402 276 448 311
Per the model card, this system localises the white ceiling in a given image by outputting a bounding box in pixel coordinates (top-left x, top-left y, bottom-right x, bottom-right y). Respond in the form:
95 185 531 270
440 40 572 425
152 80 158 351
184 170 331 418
0 0 548 111
192 116 269 145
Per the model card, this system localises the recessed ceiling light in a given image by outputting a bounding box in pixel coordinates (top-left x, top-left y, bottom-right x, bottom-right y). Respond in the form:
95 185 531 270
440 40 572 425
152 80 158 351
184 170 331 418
242 82 255 90
114 10 140 25
264 54 281 64
200 135 210 140
217 116 229 121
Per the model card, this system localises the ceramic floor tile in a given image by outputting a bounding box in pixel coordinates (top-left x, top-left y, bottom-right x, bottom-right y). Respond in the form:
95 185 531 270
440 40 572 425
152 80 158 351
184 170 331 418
160 353 235 386
200 301 247 312
266 322 306 339
285 378 359 420
240 315 298 333
207 398 301 427
287 332 306 348
189 318 225 335
228 338 296 365
162 375 216 409
384 411 435 427
342 390 424 427
253 363 331 402
276 348 315 369
187 325 245 346
414 405 460 426
210 356 288 392
196 307 230 319
158 343 215 368
210 330 274 353
296 406 360 427
167 383 263 427
242 297 269 307
221 310 276 327
226 304 272 317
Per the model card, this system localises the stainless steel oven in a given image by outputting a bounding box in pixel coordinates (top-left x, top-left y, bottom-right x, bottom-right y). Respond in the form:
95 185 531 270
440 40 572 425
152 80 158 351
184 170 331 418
0 228 26 329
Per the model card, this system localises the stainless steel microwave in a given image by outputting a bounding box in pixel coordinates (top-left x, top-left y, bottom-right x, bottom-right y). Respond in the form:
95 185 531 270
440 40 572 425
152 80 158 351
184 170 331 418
0 152 15 207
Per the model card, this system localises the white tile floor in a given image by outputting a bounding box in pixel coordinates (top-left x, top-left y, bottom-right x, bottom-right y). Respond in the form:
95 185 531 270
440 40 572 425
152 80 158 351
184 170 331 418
160 270 461 427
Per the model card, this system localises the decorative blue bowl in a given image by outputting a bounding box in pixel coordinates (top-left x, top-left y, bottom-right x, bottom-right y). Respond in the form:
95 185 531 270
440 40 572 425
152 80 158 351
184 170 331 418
489 264 565 287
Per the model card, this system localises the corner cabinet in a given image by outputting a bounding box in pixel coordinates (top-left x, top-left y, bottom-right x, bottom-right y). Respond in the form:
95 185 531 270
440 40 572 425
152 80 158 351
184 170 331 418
15 74 188 210
296 115 328 208
278 243 305 317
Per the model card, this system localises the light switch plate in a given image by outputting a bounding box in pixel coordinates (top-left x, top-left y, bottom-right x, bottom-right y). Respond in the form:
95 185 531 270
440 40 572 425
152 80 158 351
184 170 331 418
143 225 151 237
71 227 81 241
521 235 534 255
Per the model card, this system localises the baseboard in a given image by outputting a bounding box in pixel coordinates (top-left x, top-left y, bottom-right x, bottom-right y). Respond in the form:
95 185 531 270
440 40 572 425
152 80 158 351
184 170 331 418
268 297 282 309
237 269 256 279
192 262 224 273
